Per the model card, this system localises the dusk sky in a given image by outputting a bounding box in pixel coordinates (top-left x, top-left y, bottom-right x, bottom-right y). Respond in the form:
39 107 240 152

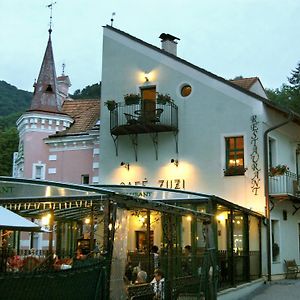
0 0 299 93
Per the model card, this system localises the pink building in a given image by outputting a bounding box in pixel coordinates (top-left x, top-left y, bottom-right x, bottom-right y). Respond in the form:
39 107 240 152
13 29 100 185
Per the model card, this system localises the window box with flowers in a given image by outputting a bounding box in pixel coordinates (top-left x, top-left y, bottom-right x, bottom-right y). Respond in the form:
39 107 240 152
269 164 289 177
224 165 247 176
124 93 141 105
156 93 173 105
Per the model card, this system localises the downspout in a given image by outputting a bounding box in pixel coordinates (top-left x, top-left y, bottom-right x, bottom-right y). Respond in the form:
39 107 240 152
264 112 294 281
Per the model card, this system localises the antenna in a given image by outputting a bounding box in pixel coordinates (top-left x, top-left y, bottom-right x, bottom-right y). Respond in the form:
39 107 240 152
111 12 116 27
47 1 57 33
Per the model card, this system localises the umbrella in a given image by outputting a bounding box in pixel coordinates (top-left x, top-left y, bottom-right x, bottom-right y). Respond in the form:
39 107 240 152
0 206 41 231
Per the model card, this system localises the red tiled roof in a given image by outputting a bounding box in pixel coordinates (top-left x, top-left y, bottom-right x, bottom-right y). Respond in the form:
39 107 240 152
230 77 258 91
50 99 100 137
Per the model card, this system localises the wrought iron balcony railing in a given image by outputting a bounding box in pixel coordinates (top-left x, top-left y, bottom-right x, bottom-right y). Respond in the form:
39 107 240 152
109 102 178 136
269 171 300 197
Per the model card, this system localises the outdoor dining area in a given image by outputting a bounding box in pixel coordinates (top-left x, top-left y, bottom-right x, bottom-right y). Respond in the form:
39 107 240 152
0 177 217 300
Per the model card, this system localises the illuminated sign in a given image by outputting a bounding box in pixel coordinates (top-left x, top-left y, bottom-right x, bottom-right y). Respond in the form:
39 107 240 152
120 178 186 190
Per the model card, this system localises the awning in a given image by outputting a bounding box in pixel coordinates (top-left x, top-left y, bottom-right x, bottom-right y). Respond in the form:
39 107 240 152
0 206 41 231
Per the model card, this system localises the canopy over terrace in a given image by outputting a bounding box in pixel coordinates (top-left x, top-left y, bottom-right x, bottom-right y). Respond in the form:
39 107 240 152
0 177 211 221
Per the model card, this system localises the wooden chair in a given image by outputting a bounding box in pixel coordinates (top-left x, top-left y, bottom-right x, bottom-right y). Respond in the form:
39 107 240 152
284 259 299 279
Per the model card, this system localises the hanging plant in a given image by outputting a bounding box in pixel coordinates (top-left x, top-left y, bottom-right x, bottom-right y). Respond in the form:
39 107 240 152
104 100 117 111
156 93 173 104
124 93 140 105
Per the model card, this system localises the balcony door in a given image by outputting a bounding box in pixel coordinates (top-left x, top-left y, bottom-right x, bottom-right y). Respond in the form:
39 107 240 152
140 86 156 122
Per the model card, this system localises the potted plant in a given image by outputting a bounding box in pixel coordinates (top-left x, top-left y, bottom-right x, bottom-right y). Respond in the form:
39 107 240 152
124 93 140 105
104 100 117 111
269 164 289 177
156 93 173 104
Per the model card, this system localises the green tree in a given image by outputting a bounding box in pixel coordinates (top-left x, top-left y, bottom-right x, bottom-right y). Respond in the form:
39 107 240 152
288 62 300 90
0 127 18 176
267 62 300 114
0 81 32 116
71 83 101 99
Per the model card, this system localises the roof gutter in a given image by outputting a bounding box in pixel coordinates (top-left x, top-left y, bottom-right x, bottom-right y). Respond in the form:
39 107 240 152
263 111 294 281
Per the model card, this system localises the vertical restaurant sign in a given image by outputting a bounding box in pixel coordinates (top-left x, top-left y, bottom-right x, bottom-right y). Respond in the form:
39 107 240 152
250 115 260 195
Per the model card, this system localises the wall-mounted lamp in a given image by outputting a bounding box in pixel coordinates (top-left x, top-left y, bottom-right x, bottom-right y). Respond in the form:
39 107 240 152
170 158 179 167
120 161 130 170
144 73 150 82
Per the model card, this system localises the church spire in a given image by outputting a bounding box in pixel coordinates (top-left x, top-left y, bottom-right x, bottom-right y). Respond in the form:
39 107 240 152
29 2 61 113
29 31 61 112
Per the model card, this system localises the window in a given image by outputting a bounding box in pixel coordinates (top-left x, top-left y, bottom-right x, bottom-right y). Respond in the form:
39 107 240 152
180 84 192 97
81 174 89 184
45 84 53 92
224 136 245 176
32 164 45 180
272 220 280 262
268 137 276 168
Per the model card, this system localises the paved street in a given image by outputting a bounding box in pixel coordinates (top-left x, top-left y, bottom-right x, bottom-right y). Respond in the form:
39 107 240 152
241 279 300 300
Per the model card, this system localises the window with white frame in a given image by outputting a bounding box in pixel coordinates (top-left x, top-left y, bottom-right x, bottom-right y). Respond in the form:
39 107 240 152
32 164 46 180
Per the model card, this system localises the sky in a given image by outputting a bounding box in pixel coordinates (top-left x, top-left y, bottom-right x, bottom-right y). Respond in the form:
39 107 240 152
0 0 299 94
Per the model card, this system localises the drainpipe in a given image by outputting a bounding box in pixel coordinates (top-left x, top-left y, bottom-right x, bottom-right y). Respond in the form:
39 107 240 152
264 112 294 281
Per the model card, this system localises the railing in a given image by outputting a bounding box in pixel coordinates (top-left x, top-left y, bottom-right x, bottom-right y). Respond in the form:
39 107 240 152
0 249 108 299
217 250 260 290
269 171 300 197
109 102 178 135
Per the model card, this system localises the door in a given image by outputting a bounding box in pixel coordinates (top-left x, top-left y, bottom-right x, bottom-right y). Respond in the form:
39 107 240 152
140 87 156 122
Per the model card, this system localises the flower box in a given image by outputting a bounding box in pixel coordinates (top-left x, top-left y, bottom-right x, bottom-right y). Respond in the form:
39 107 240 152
269 164 289 177
224 166 247 176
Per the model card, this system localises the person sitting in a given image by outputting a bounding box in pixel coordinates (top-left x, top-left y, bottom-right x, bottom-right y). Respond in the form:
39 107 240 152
7 249 22 272
151 268 165 299
135 270 147 284
75 248 86 260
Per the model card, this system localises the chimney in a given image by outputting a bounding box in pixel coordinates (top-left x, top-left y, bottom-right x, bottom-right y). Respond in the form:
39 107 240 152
159 33 180 56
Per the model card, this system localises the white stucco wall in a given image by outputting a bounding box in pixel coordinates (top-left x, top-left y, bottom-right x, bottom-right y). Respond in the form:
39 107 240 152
99 27 300 277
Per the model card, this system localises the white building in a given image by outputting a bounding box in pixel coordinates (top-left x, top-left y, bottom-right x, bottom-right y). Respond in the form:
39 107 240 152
99 25 300 284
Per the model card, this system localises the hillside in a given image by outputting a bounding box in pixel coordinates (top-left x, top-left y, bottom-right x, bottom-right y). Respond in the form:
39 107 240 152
0 80 32 117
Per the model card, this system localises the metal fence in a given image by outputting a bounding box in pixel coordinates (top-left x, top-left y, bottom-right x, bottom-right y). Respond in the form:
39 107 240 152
0 255 107 300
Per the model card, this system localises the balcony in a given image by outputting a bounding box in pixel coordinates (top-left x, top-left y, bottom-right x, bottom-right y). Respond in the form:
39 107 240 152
109 102 178 136
269 171 300 198
108 102 178 160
